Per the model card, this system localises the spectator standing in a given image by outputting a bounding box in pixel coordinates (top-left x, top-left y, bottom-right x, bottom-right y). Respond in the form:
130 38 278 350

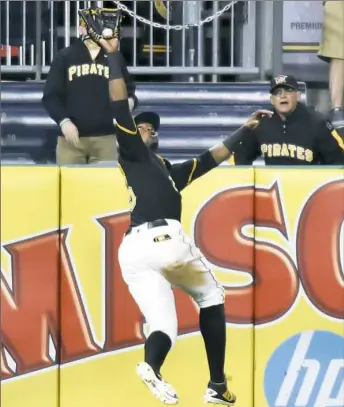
228 75 344 165
42 7 137 164
318 0 344 129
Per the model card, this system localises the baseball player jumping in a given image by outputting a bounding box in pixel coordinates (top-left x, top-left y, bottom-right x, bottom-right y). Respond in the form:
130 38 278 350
80 9 271 406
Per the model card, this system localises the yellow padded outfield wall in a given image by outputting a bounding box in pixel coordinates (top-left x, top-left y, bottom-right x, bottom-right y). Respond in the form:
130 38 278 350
1 166 343 407
1 166 60 407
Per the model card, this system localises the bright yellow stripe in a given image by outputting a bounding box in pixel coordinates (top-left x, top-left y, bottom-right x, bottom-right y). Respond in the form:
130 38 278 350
187 159 197 184
331 129 344 151
156 155 166 166
283 45 319 51
143 46 170 53
228 154 235 165
143 45 166 49
143 49 167 54
117 122 137 135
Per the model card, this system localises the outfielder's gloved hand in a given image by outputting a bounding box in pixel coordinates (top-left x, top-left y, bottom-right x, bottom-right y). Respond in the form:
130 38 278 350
78 8 122 45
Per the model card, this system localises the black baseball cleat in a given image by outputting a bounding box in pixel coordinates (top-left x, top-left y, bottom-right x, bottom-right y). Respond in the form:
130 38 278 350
204 380 236 405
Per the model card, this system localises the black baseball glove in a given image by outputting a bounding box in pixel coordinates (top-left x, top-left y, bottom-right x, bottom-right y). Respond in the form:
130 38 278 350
78 7 122 45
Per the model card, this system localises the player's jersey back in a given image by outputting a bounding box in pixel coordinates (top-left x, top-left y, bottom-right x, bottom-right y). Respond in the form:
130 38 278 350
116 120 218 227
119 151 182 226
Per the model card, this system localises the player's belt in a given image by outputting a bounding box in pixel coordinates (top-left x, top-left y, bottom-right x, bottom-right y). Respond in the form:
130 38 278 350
125 219 168 236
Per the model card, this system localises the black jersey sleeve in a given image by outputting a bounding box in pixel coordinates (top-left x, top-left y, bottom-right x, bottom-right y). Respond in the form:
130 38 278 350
168 150 218 191
315 120 344 164
112 100 149 160
119 52 136 99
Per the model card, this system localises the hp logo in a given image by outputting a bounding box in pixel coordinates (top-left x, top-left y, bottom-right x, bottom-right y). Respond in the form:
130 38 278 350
264 330 344 407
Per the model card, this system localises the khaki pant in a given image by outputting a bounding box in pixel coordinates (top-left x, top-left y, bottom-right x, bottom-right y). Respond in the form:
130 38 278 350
318 1 344 61
56 135 117 165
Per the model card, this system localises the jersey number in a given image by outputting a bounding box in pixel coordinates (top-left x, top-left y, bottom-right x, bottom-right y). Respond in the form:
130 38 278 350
128 186 137 211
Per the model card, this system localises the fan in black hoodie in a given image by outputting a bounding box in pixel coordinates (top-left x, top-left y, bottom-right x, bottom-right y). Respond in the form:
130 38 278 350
42 17 138 165
228 75 344 166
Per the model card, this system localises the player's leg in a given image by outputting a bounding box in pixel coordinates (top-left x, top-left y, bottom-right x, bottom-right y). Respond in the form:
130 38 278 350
167 230 236 405
192 264 236 405
123 275 179 405
126 276 176 375
118 235 179 404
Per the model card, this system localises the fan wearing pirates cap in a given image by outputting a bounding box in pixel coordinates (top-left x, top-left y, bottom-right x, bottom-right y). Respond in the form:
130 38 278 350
42 7 138 165
78 7 272 406
228 74 344 166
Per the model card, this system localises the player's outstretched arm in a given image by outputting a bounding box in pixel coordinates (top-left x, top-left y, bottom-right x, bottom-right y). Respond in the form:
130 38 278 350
315 118 344 164
210 109 273 164
98 38 148 159
99 38 137 134
169 109 273 191
78 9 147 158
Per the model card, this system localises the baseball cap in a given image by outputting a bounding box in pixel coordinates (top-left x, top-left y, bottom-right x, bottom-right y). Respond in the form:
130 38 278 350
269 75 299 94
134 112 160 131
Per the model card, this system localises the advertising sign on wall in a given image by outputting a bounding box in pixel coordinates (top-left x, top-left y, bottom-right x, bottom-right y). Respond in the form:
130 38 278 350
1 166 343 407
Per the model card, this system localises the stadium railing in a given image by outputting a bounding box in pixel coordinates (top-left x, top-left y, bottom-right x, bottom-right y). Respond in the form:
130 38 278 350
0 0 283 81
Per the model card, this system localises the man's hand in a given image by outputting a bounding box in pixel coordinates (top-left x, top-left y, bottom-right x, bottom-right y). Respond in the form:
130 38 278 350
245 109 274 129
99 38 119 54
61 120 79 146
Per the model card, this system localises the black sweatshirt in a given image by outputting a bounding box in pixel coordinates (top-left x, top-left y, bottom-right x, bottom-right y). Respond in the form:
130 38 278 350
230 103 344 165
42 39 137 137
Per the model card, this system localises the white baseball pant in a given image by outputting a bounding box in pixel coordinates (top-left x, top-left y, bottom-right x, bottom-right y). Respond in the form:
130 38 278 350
118 219 225 346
